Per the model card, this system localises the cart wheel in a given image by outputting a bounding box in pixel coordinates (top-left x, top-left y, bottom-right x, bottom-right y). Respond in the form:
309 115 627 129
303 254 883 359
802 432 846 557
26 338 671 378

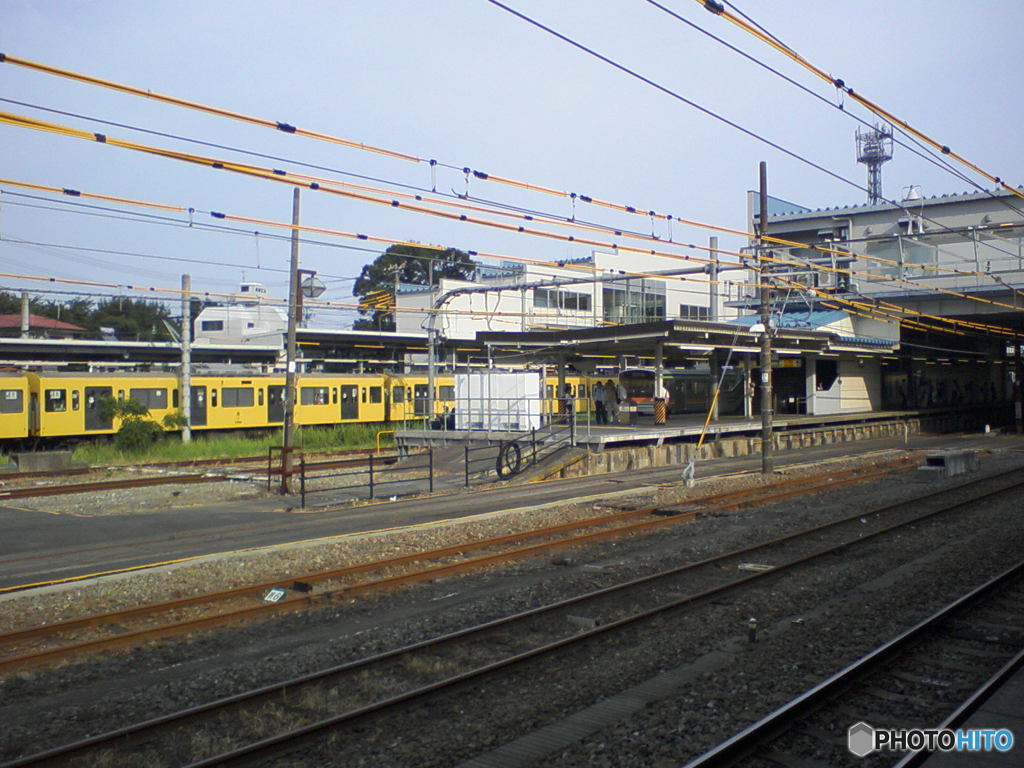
496 442 522 478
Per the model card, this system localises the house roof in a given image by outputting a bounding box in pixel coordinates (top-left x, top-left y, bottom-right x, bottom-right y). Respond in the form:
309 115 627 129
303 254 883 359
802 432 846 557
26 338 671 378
0 313 86 331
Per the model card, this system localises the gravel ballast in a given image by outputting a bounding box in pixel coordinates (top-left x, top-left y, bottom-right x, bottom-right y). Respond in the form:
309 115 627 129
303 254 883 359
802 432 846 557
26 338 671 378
1 441 1022 766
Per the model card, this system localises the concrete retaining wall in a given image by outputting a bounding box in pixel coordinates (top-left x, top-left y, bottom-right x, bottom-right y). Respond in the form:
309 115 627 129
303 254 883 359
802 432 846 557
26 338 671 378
549 411 993 480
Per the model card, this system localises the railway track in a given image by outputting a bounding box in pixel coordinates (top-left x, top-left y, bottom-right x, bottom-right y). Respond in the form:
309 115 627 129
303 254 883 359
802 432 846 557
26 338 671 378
682 561 1024 768
0 457 914 673
4 464 1020 768
0 450 403 500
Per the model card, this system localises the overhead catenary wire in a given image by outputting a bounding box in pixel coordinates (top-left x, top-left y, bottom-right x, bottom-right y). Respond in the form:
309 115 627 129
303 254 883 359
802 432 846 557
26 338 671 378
642 1 1024 222
4 173 1022 340
3 54 1020 274
696 0 1022 202
2 108 1019 302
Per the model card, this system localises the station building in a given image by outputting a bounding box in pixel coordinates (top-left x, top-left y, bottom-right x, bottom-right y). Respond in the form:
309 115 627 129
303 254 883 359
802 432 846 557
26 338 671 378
748 187 1024 414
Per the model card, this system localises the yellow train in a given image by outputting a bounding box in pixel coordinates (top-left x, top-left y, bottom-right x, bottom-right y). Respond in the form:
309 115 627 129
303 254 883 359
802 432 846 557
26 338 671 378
0 370 593 443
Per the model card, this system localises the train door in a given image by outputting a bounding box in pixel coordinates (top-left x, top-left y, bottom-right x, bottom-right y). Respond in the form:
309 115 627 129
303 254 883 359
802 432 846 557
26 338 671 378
413 384 429 417
340 385 359 420
190 386 208 427
267 385 285 423
84 386 113 431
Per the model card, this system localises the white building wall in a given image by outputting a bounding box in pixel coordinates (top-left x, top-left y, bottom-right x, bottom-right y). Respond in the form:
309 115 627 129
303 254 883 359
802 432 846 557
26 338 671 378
393 249 731 339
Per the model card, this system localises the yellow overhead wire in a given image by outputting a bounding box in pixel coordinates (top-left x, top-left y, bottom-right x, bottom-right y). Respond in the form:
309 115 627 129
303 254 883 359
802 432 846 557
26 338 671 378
695 1 1023 201
5 107 1022 320
4 50 1018 277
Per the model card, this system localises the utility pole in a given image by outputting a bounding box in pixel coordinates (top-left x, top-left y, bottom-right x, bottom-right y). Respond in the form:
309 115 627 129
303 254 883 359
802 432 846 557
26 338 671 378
282 188 300 493
180 274 192 443
758 161 774 473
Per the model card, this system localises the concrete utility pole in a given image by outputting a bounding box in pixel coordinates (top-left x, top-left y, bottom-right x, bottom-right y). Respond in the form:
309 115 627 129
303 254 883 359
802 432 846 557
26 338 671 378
282 188 301 493
19 291 30 337
758 161 774 473
180 274 192 443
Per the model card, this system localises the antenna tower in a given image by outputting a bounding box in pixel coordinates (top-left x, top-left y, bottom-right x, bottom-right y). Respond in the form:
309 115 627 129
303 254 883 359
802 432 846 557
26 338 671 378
856 124 894 204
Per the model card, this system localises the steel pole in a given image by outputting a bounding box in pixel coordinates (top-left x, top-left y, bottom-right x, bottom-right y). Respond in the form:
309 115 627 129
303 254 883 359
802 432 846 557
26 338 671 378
758 161 774 473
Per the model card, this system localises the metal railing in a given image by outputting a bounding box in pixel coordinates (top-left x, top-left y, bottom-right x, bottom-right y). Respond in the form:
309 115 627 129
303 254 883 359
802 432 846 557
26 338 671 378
298 448 433 507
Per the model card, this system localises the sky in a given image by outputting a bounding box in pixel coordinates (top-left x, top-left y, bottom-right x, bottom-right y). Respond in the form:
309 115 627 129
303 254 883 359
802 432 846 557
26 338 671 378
1 0 1022 328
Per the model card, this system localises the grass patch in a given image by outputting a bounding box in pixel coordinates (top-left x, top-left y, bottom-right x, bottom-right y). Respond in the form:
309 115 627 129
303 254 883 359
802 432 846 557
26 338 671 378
72 422 403 466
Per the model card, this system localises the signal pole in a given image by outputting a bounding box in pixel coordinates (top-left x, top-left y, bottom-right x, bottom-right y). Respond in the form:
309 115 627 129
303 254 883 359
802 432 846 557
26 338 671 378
758 161 774 473
282 188 300 493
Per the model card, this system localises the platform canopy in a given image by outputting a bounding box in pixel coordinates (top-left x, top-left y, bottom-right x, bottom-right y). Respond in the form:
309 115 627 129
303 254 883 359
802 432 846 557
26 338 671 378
475 317 897 369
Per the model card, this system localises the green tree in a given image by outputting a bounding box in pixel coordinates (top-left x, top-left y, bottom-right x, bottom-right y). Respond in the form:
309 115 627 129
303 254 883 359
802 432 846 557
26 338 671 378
88 297 174 341
352 244 476 331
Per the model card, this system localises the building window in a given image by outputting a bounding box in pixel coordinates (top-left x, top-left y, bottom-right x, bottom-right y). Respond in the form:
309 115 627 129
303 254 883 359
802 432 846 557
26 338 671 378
678 304 710 321
534 288 591 312
603 280 666 324
201 320 224 331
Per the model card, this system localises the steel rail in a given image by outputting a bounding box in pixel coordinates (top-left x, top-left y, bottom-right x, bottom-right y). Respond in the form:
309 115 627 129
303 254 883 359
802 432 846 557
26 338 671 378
0 453 405 499
680 561 1024 768
0 457 913 671
893 646 1024 768
183 476 1024 768
7 470 1020 767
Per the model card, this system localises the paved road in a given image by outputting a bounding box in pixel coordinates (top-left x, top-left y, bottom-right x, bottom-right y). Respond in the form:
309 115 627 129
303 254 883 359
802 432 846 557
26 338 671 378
0 433 1015 592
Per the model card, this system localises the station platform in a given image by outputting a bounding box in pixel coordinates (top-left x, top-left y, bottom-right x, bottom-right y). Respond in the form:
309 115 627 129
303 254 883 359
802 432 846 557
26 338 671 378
396 403 1009 452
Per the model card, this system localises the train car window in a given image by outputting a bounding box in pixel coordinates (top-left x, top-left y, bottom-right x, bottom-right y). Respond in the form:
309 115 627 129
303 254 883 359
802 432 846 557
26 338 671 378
369 386 382 404
258 389 264 406
72 391 80 411
44 389 67 412
172 389 179 408
300 386 329 405
545 385 553 399
0 389 23 414
392 385 405 403
439 385 455 401
332 388 338 404
211 389 218 407
222 387 255 407
579 384 588 398
129 388 168 410
361 388 367 403
118 390 125 401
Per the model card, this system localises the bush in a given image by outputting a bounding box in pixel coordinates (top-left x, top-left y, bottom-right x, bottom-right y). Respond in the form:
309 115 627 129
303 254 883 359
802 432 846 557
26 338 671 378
115 417 164 452
98 393 164 453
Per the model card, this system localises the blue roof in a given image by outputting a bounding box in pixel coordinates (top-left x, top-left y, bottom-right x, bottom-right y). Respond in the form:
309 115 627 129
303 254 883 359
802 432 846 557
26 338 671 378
729 310 891 347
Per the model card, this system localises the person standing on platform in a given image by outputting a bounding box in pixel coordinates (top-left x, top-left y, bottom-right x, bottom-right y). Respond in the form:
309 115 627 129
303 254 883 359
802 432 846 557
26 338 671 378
605 379 619 423
593 378 607 424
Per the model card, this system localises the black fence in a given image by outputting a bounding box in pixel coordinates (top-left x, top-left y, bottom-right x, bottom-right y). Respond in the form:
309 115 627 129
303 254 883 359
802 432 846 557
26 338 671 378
293 421 576 506
298 449 433 507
